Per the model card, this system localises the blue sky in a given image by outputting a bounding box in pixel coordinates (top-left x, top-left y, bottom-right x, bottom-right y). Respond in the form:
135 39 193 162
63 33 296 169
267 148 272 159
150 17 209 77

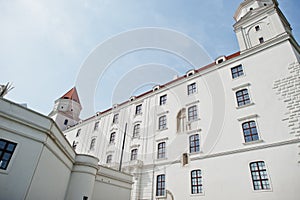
1 0 299 118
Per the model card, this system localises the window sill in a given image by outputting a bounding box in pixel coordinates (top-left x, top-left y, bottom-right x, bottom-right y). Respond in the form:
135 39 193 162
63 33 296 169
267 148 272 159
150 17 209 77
187 118 200 123
156 157 168 161
236 102 255 109
243 139 264 145
232 74 246 80
252 188 273 193
190 192 205 197
158 128 168 132
156 195 166 199
189 151 202 156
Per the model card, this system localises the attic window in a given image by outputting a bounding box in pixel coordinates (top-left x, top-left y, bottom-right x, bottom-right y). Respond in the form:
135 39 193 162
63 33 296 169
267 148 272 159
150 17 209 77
215 56 226 64
153 85 160 91
130 96 136 101
186 70 195 77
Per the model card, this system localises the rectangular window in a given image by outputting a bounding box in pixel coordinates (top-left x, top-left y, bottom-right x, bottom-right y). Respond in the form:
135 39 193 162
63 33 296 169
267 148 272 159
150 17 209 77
255 25 260 31
133 124 140 138
243 121 259 142
130 149 138 161
94 121 99 131
158 115 167 130
156 174 165 196
106 155 112 164
109 132 116 144
76 129 81 137
259 37 264 44
191 170 203 194
236 89 251 107
135 104 142 115
189 134 200 153
89 138 96 150
113 114 119 124
188 105 198 121
231 64 244 79
157 142 166 159
250 161 270 190
187 83 197 95
160 95 167 105
0 139 17 170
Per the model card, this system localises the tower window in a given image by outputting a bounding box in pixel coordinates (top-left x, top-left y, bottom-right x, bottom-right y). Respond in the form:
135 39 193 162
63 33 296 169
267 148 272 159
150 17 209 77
160 95 167 105
243 121 259 142
76 129 81 137
89 138 96 150
130 149 138 161
0 139 17 170
156 174 166 196
255 25 260 31
191 169 203 194
236 89 251 107
94 121 99 131
259 37 264 44
109 132 116 144
250 161 271 190
133 124 140 138
112 114 119 124
64 119 68 125
135 104 142 115
106 155 112 164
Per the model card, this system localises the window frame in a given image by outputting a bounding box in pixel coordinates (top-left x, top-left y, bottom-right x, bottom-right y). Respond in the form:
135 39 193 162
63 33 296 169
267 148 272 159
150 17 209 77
0 139 17 170
236 88 251 107
130 148 138 161
158 115 167 130
156 174 166 197
133 124 140 138
231 64 244 79
106 154 112 164
89 138 96 151
188 105 198 122
249 161 271 191
112 114 119 124
191 169 203 194
242 121 260 143
135 104 142 115
109 132 116 144
187 82 197 95
76 129 81 137
189 134 200 153
157 142 166 159
159 94 167 105
94 121 99 131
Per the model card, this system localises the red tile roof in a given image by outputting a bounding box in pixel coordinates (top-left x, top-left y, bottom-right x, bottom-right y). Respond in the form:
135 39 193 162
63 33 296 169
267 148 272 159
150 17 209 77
61 87 81 104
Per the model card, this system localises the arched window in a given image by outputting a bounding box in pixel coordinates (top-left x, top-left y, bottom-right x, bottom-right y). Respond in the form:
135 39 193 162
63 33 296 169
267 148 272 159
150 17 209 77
130 149 138 161
133 124 140 138
109 132 116 144
89 138 96 150
106 155 112 164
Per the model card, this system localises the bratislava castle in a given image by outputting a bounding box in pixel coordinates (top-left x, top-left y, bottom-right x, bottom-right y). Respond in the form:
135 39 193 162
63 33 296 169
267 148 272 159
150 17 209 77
49 0 300 199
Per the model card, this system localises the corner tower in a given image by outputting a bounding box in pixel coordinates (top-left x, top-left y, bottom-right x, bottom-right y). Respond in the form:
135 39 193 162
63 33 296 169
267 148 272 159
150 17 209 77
233 0 299 53
49 87 82 131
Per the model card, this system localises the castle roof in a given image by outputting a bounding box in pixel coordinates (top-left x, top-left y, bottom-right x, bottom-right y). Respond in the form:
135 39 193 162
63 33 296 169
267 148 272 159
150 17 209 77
60 87 81 104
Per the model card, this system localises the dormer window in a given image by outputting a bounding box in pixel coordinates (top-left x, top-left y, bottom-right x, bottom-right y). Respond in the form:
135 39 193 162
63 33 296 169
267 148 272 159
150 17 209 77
186 69 195 77
215 56 226 64
255 25 260 31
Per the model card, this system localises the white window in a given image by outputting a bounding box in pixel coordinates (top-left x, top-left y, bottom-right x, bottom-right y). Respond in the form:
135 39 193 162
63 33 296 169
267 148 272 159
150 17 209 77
158 115 167 130
187 83 196 95
188 105 198 121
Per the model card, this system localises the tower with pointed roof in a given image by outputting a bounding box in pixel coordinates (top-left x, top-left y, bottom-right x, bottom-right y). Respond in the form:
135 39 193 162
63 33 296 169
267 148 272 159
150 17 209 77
233 0 299 53
49 87 82 131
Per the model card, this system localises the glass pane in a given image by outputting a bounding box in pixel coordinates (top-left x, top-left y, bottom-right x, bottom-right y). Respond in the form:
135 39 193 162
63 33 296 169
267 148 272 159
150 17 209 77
0 141 6 149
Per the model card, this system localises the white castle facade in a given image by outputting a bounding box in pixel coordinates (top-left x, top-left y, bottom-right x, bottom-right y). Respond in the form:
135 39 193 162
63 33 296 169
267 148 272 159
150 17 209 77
48 0 300 199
